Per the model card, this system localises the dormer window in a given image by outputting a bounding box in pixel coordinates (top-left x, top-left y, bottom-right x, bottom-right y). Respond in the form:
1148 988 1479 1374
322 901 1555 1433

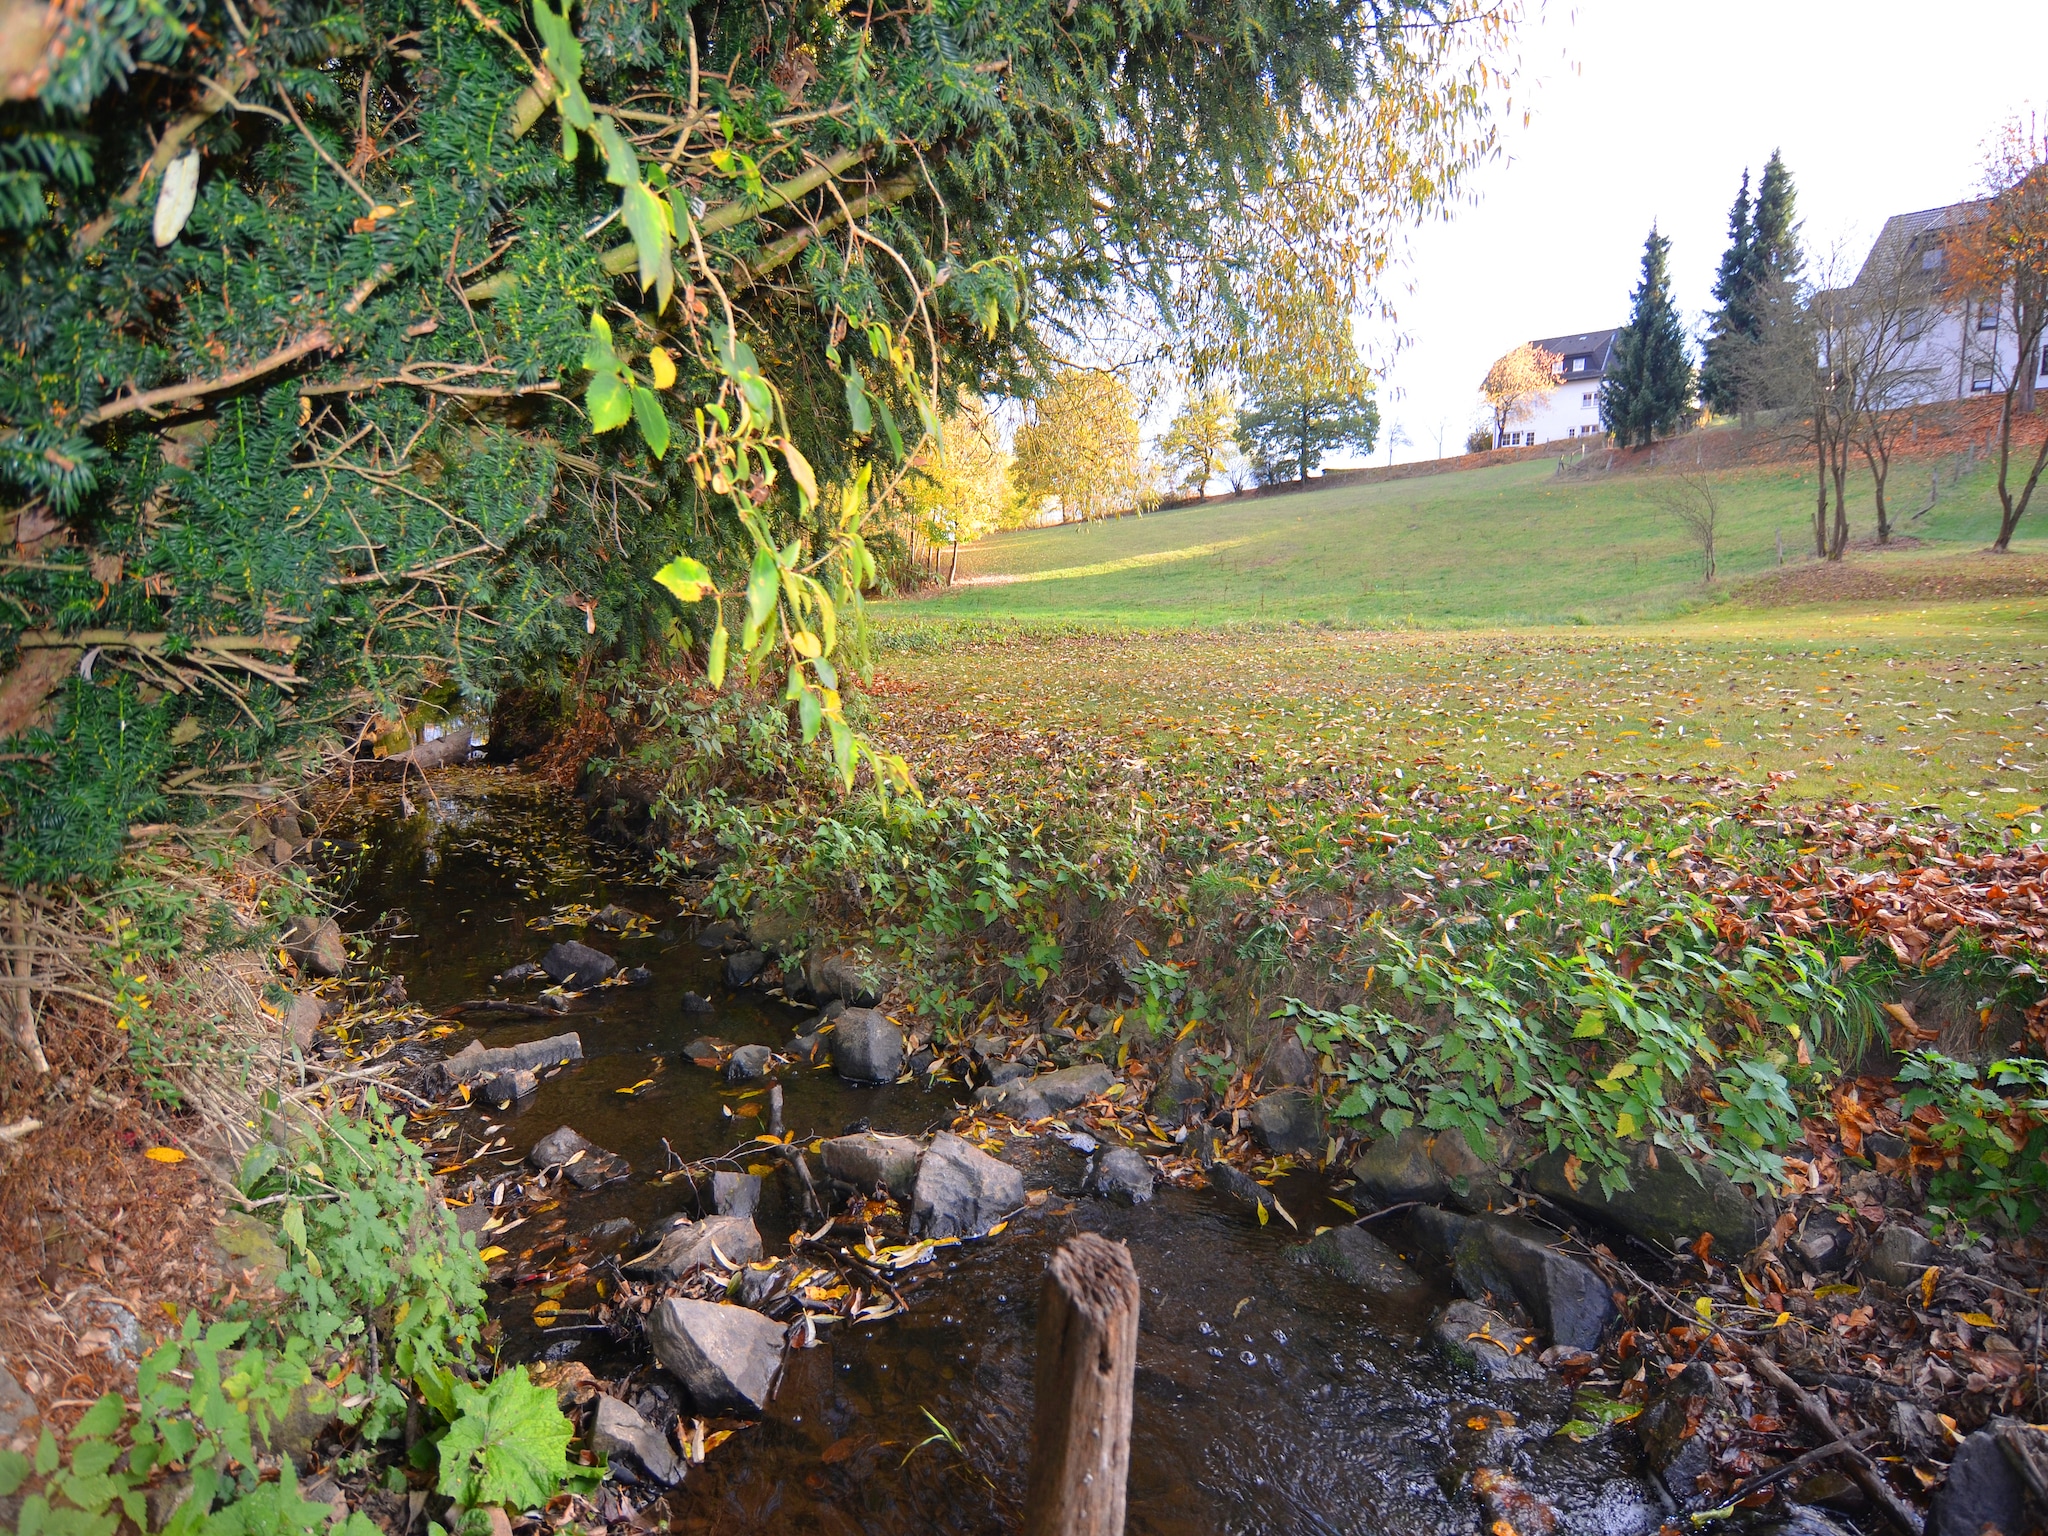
1570 356 1587 373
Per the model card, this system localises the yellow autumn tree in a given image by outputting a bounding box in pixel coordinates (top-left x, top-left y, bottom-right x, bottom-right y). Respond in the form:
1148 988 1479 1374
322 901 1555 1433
901 401 1011 583
1011 371 1155 523
1480 342 1562 441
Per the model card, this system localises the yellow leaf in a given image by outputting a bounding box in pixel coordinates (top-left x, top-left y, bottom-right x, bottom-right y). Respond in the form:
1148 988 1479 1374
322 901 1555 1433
143 1146 186 1163
984 1221 1008 1238
1773 1311 1791 1328
476 1246 507 1262
616 1079 656 1095
1921 1266 1939 1307
1615 1111 1637 1137
1255 1200 1268 1226
1328 1197 1358 1216
532 1299 561 1326
1694 1296 1713 1321
649 346 677 390
1960 1311 1997 1327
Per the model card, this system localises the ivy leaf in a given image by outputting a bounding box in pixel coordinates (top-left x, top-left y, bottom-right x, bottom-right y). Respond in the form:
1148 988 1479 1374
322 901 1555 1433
630 385 670 458
586 372 632 433
652 556 711 603
435 1369 571 1512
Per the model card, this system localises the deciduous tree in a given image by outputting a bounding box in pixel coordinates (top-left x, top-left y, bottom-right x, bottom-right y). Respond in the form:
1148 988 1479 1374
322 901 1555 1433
1943 119 2048 551
1158 386 1239 496
1013 372 1154 523
1236 301 1379 483
903 403 1011 584
1480 343 1562 443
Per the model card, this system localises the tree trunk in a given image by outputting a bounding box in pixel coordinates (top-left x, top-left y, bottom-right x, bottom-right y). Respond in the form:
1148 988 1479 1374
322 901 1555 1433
1022 1233 1139 1536
1812 438 1830 559
1863 440 1891 545
946 539 959 586
1828 450 1850 561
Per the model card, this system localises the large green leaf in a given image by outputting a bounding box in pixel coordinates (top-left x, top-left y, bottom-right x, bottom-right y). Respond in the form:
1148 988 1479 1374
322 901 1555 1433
621 180 673 308
630 385 670 458
436 1370 571 1513
586 372 632 433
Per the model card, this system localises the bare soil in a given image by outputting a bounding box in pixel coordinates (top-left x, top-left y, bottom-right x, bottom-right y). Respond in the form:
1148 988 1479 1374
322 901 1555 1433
1735 547 2048 607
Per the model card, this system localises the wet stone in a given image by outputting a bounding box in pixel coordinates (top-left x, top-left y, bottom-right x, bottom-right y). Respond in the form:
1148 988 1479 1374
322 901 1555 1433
623 1214 764 1280
988 1060 1035 1087
1207 1162 1276 1219
681 1037 731 1066
711 1172 762 1220
1289 1225 1429 1301
1524 1145 1766 1254
680 992 715 1014
497 961 544 984
694 921 739 949
591 1394 684 1486
1637 1360 1734 1493
1432 1299 1546 1381
1248 1089 1324 1156
529 1125 629 1189
787 1031 830 1066
1932 1423 2026 1536
618 965 654 987
723 949 768 988
589 904 643 932
831 1008 904 1084
480 1067 538 1107
1088 1146 1155 1204
585 1218 640 1255
541 940 617 989
644 1298 786 1417
821 1131 920 1201
912 1131 1025 1239
1450 1214 1615 1353
724 1043 774 1082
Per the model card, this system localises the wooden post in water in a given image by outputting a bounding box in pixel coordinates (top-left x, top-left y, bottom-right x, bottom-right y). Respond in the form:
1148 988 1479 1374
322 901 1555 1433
1022 1232 1139 1536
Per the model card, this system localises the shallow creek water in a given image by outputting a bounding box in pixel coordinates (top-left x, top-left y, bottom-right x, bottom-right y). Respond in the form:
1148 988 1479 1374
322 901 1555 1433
337 768 1678 1536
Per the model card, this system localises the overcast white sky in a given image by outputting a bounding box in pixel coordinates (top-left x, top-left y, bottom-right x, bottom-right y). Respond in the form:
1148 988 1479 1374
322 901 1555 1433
1353 0 2047 466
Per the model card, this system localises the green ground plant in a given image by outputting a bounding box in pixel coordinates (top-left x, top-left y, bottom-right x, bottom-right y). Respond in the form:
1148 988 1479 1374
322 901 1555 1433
0 1097 576 1536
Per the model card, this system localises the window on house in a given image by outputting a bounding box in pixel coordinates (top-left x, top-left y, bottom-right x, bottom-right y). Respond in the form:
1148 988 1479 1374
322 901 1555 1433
1972 367 1995 392
1979 302 1999 331
1581 391 1594 407
2039 342 2047 381
1571 357 1586 372
1921 248 1942 271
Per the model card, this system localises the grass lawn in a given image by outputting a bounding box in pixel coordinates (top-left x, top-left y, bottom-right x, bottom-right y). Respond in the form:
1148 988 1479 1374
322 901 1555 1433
885 453 2048 629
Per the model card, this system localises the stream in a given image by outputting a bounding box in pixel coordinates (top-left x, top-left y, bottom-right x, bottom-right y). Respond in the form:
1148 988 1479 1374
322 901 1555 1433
334 767 1730 1536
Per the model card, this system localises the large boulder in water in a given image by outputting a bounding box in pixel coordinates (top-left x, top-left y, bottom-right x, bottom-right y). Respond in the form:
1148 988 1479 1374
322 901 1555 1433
912 1132 1024 1239
822 1131 920 1200
831 1009 903 1084
540 940 616 990
1288 1225 1430 1303
591 1394 684 1485
1248 1089 1324 1155
528 1125 628 1189
623 1214 762 1280
644 1298 786 1416
1449 1214 1615 1353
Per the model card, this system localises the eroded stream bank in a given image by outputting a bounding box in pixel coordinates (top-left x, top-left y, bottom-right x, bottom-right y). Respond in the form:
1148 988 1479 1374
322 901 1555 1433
327 768 1832 1536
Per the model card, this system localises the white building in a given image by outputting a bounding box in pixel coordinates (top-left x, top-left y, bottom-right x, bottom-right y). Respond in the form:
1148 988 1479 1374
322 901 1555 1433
1498 328 1617 446
1855 202 2048 402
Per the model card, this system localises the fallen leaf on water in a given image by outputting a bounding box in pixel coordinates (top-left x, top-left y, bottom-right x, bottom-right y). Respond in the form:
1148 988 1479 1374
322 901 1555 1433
616 1080 656 1096
476 1246 507 1262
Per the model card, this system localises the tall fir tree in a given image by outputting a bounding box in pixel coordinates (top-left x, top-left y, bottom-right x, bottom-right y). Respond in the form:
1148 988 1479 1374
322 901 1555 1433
1698 170 1754 416
1601 226 1697 449
1748 149 1805 288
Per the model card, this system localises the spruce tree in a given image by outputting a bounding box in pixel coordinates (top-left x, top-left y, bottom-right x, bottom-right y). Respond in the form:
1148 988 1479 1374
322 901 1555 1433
1601 226 1696 449
1698 170 1754 417
1748 149 1805 288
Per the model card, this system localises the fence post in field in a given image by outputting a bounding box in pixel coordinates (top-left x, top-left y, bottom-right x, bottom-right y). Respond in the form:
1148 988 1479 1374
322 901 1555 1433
1022 1232 1140 1536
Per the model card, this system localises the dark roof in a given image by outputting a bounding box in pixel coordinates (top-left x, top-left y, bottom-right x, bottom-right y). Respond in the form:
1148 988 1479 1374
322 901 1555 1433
1855 199 1987 288
1529 328 1620 380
